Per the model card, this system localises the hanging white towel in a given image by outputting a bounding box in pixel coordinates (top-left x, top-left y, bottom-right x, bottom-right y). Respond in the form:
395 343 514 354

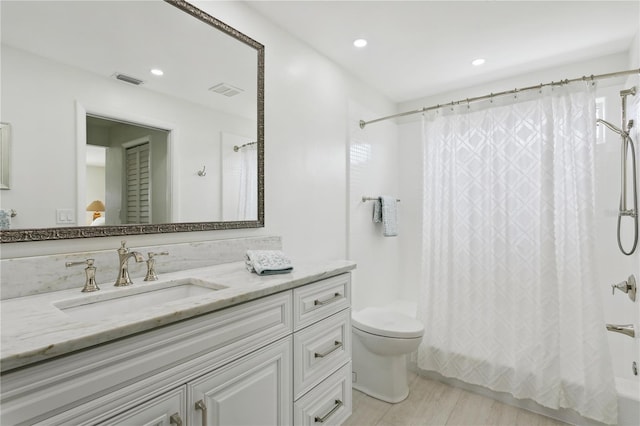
245 250 294 275
0 209 12 230
373 196 398 237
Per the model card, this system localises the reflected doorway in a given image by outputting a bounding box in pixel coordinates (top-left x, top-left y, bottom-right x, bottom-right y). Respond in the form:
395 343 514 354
86 115 170 225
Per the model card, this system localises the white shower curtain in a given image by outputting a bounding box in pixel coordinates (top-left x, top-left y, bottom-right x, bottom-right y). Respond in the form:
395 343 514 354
417 82 618 424
237 143 258 220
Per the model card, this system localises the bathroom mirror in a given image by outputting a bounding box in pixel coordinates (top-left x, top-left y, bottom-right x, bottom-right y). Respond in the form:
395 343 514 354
0 0 264 242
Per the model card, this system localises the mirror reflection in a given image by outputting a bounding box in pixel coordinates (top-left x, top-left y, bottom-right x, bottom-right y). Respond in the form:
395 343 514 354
0 0 263 241
85 115 171 226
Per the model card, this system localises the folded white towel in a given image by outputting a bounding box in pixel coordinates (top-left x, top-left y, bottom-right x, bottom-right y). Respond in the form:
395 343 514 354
373 196 398 237
245 250 293 275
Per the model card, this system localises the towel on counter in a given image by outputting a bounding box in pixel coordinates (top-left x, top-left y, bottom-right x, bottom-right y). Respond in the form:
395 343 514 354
372 196 398 237
0 209 12 230
245 250 294 275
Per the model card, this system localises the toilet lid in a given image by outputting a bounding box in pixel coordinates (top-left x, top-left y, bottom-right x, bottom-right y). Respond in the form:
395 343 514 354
352 307 424 339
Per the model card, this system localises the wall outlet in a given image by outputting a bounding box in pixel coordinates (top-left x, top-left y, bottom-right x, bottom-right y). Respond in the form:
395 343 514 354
56 209 75 224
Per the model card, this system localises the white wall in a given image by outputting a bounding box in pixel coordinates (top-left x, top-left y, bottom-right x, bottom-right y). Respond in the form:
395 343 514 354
1 1 396 269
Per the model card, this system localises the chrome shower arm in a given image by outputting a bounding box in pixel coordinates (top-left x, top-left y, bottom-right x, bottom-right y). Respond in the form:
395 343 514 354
596 118 625 136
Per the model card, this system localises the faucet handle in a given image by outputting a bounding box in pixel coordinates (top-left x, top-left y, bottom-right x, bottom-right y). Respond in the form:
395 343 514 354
611 274 636 301
118 240 130 255
65 258 100 292
144 251 169 281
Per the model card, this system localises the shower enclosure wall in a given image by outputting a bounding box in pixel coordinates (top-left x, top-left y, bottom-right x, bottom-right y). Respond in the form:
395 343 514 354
596 81 640 425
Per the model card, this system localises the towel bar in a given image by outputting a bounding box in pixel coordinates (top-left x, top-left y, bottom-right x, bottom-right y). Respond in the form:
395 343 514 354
362 196 400 202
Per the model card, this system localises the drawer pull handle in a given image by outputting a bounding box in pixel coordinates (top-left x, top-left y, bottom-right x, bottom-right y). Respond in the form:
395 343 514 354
315 341 343 358
314 292 342 306
314 399 343 423
195 399 207 426
169 413 183 426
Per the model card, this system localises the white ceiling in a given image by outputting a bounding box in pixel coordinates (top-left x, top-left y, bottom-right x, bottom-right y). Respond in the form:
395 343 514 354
246 0 640 103
1 1 258 119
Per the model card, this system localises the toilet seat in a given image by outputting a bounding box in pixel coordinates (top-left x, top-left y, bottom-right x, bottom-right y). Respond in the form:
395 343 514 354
352 307 423 339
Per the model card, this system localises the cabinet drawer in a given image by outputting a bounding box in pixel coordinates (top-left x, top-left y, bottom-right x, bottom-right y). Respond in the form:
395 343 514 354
293 273 351 331
294 362 352 426
294 309 351 399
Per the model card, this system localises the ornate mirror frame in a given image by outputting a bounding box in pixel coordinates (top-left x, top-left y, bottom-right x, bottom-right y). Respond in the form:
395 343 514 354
0 0 264 243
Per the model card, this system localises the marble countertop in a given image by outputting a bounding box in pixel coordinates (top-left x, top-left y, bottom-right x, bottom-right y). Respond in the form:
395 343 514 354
1 259 356 372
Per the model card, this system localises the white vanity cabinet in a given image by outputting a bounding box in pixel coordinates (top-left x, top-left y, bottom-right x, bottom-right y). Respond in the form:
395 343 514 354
93 337 292 426
1 291 293 426
292 274 353 425
0 272 353 426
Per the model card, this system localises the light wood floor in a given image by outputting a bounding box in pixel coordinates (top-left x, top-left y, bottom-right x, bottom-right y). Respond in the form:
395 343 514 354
344 372 569 426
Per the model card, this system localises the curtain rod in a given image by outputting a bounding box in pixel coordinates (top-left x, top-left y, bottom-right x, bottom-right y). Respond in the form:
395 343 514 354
359 68 640 129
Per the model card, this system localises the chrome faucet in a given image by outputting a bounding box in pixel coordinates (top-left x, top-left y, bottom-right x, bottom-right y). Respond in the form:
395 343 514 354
605 323 635 338
114 241 144 287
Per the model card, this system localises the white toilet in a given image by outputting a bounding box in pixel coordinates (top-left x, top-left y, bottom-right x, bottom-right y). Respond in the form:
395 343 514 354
351 306 424 403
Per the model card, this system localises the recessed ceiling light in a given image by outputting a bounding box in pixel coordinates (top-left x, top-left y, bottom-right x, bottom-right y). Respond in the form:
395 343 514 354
353 39 368 48
471 58 485 66
150 68 164 76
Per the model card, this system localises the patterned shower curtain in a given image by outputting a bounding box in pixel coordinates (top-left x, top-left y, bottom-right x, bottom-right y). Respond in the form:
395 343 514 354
237 143 258 221
417 82 618 424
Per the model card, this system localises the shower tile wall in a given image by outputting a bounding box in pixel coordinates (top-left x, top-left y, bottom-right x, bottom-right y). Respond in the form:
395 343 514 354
348 101 401 311
596 80 640 382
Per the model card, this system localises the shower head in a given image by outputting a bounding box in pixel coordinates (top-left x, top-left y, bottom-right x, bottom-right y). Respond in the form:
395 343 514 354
597 118 626 136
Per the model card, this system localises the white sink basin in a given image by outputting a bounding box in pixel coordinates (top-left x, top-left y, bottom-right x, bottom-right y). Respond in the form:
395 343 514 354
55 278 226 322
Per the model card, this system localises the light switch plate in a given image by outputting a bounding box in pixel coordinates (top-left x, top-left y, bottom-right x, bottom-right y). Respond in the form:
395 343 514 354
56 208 75 224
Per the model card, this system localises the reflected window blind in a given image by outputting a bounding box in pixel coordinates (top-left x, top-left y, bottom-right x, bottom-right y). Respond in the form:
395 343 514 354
125 143 151 224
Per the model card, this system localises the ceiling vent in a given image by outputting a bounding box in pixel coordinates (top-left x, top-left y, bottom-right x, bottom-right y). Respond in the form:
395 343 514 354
209 83 243 97
113 72 144 86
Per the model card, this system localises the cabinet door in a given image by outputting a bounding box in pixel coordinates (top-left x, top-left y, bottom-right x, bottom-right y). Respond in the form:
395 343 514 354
97 386 186 426
188 337 292 426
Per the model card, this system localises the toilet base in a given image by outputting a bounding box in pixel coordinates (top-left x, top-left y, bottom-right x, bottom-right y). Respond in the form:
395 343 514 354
352 334 410 403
